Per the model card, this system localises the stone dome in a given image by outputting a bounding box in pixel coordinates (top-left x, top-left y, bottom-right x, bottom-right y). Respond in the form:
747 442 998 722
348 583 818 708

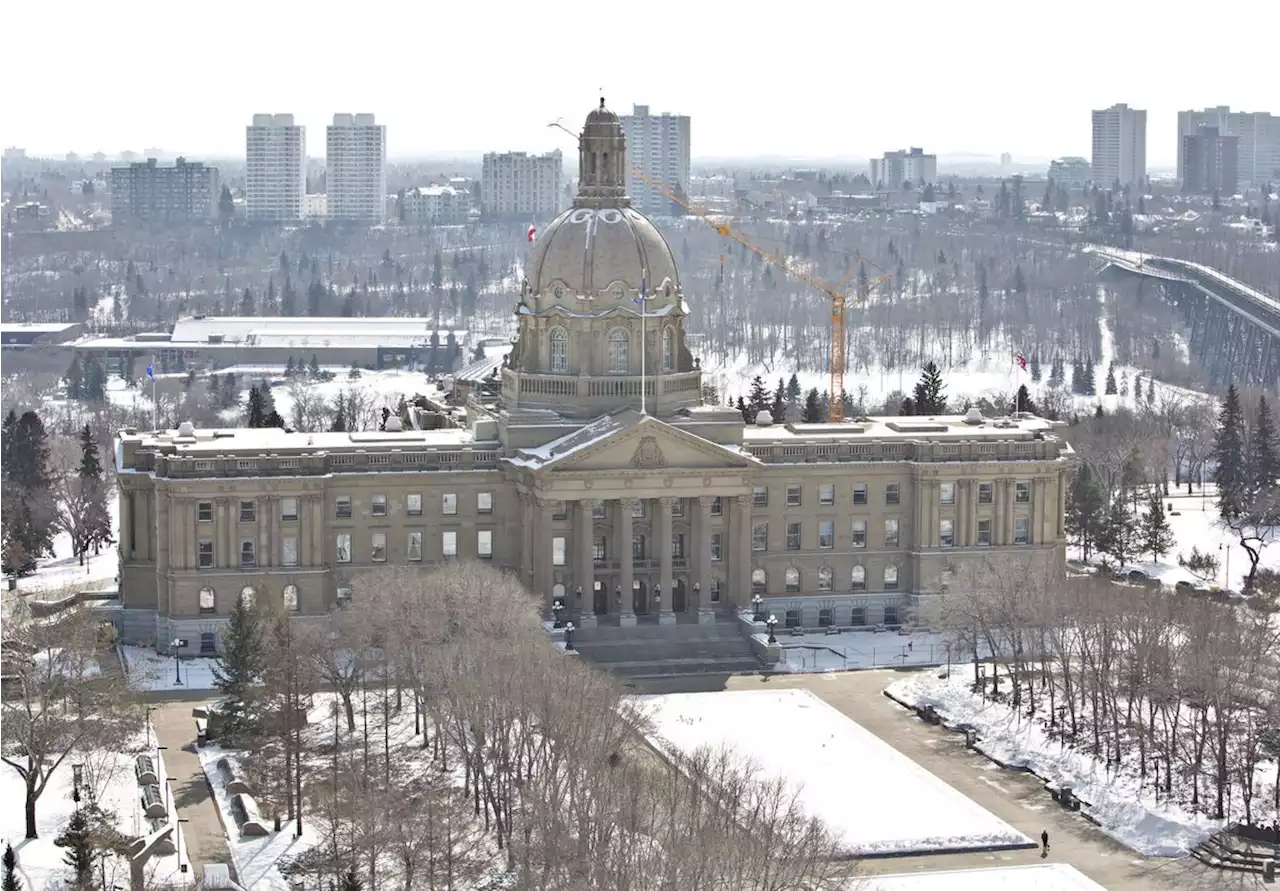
528 205 680 301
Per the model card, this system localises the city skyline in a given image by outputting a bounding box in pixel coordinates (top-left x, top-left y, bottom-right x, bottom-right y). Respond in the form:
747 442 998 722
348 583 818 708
2 0 1275 167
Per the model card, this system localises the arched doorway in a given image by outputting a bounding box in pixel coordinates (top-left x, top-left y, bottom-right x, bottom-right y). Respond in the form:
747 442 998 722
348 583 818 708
672 578 687 613
593 580 607 615
633 579 649 615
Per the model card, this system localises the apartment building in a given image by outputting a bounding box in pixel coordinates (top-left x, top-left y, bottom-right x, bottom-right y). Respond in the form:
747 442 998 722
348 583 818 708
109 157 219 225
1177 107 1280 187
1182 127 1240 195
399 185 471 224
619 103 691 216
1091 104 1147 188
326 113 386 223
245 114 306 222
870 148 937 189
479 150 563 219
1048 157 1092 189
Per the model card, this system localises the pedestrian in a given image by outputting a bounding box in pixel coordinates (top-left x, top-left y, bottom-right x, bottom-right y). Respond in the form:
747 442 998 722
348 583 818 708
1041 829 1050 856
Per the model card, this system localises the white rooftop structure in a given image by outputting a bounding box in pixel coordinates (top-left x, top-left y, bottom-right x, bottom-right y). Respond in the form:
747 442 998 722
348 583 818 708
166 317 465 349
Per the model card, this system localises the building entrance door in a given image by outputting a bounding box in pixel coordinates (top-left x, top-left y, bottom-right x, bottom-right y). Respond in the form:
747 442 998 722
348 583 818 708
593 581 607 615
672 578 687 613
633 580 649 615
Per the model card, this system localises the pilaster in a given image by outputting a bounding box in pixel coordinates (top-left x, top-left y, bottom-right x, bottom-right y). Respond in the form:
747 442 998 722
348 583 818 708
576 499 596 628
696 495 715 623
618 498 636 626
657 497 675 625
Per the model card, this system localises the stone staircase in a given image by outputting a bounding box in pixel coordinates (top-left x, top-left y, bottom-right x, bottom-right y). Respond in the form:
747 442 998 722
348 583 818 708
569 614 764 678
1191 830 1280 876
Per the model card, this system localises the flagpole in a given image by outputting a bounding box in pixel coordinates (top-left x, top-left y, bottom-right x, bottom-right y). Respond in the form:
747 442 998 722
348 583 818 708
640 272 647 415
150 355 157 431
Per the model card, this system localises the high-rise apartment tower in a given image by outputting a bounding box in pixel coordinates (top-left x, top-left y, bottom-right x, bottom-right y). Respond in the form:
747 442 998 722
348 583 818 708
246 114 306 222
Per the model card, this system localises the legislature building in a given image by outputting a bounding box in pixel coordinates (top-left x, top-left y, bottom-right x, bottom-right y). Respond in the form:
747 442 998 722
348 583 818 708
116 100 1074 655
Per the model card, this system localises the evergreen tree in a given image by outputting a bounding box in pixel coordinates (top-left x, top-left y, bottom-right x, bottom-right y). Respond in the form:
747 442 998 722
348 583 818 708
339 869 364 891
77 425 113 557
1097 498 1137 566
770 377 785 421
83 354 107 401
802 388 824 423
1251 393 1280 497
348 361 362 381
281 275 297 316
1015 384 1035 414
210 593 266 738
1083 360 1097 396
246 387 266 428
912 361 946 414
1141 493 1176 561
735 395 749 422
786 373 802 405
747 376 769 418
284 356 295 378
330 403 347 432
1104 361 1117 395
309 354 321 378
65 354 84 400
3 842 21 891
184 368 196 390
218 185 235 221
264 410 285 429
240 287 255 316
1029 353 1042 382
1146 377 1155 403
78 424 102 480
55 807 93 888
1070 360 1082 394
1212 384 1248 518
1065 465 1107 561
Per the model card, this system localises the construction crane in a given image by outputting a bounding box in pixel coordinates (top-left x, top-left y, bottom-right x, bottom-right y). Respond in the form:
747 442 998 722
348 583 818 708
548 118 890 422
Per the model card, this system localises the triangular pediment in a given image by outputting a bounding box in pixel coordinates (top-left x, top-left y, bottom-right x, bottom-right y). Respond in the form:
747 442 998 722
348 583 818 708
542 414 754 473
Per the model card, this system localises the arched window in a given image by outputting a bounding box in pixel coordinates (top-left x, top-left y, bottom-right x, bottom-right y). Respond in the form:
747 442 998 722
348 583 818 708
884 565 899 590
607 329 629 373
662 327 675 372
199 586 215 613
852 565 866 591
240 585 256 608
751 568 766 594
818 566 833 591
785 568 801 592
283 584 299 612
549 327 568 373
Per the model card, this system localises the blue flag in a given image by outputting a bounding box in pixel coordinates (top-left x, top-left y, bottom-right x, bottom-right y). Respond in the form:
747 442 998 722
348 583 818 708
146 361 155 381
633 277 647 306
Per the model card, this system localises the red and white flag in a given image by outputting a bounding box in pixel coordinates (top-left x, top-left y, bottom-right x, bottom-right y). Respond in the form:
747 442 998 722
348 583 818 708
1015 351 1028 371
527 223 537 243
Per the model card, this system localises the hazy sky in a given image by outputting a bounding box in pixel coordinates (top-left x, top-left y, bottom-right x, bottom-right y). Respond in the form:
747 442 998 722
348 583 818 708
4 0 1275 167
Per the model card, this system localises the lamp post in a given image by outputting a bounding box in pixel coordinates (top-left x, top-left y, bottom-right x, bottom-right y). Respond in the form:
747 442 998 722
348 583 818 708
1219 542 1231 590
175 818 190 874
766 614 778 644
564 622 576 651
145 705 155 748
692 581 700 611
752 594 764 622
156 746 168 808
171 638 188 686
552 600 563 629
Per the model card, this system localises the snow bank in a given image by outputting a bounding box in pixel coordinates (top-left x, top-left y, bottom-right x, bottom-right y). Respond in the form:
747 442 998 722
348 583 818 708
637 689 1032 856
886 670 1223 856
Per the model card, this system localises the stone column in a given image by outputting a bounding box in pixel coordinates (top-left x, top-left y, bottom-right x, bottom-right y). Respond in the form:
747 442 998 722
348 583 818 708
310 494 324 567
1035 477 1048 545
696 496 715 623
657 497 675 625
1004 478 1016 544
517 492 533 586
618 498 637 626
732 494 752 609
258 495 272 568
155 491 171 617
577 499 597 628
534 496 555 617
120 489 133 560
994 480 1006 546
216 497 231 568
185 500 196 570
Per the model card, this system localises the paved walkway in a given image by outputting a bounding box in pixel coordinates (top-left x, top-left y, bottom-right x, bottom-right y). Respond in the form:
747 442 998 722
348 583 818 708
152 697 236 884
641 671 1260 890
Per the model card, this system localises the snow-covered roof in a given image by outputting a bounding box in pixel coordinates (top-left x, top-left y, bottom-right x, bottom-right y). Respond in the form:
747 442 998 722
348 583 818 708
167 316 467 348
0 321 80 334
126 425 482 456
742 412 1064 443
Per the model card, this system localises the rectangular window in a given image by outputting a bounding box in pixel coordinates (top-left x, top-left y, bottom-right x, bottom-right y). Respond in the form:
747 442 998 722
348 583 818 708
939 482 955 504
819 484 835 506
240 539 256 567
884 605 900 625
442 531 458 557
818 520 835 549
477 492 493 514
198 501 213 523
978 483 993 504
850 606 867 625
884 565 899 590
336 533 351 563
671 499 685 518
198 540 214 568
371 494 388 517
282 535 298 567
239 500 256 522
593 536 607 561
853 484 868 505
884 519 900 548
885 483 900 505
371 533 387 562
632 500 646 518
711 578 722 602
280 497 298 521
940 519 954 548
851 519 867 548
404 531 422 561
753 486 768 507
553 502 567 520
592 501 607 519
477 530 493 558
671 534 685 560
1015 517 1030 545
442 493 458 515
977 518 993 546
752 522 768 551
336 496 352 519
819 606 834 624
406 493 423 516
1016 482 1031 503
786 522 801 551
711 532 723 561
786 485 802 507
632 533 646 560
711 497 723 516
785 571 801 593
553 536 566 566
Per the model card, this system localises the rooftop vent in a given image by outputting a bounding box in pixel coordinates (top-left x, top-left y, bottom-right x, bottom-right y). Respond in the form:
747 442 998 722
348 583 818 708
756 409 774 427
177 421 195 437
964 407 984 425
384 416 403 432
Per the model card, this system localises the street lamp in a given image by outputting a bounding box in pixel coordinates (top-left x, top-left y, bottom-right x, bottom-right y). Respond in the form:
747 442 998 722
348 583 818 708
752 594 764 621
552 600 563 629
765 614 778 644
564 622 576 651
1219 543 1231 590
175 818 190 874
171 638 188 686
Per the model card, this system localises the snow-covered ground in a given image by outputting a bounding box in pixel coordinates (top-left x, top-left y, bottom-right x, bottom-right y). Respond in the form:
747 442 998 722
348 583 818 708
886 670 1223 856
772 629 984 673
858 863 1108 890
15 495 119 595
636 689 1032 856
120 645 220 692
0 730 192 891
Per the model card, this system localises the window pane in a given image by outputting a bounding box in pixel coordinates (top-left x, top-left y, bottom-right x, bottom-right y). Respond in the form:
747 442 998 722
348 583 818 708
852 520 867 548
939 483 955 504
1016 482 1031 503
752 523 768 551
240 500 256 522
711 497 723 516
550 327 568 372
477 492 493 513
786 522 801 551
372 495 388 517
240 586 256 607
978 519 992 546
442 530 457 557
819 484 835 505
608 329 629 373
818 567 833 591
198 501 213 522
1015 517 1030 544
336 496 352 518
281 497 298 521
442 493 458 515
199 586 215 612
240 540 256 566
199 540 214 568
785 568 800 591
884 565 899 589
940 519 954 548
283 584 299 612
886 484 900 505
852 565 866 590
632 500 645 518
407 493 423 515
853 484 867 505
819 520 834 549
884 519 899 547
711 532 722 561
408 532 423 561
336 533 351 563
553 536 566 566
978 483 993 504
786 485 802 506
478 530 493 557
282 536 298 566
753 486 768 506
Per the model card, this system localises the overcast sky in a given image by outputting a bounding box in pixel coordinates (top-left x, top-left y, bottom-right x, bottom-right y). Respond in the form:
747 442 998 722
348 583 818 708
4 0 1274 167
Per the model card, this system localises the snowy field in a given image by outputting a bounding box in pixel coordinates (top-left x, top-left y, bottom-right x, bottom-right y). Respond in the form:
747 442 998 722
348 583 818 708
636 689 1033 856
0 731 192 890
886 670 1223 856
120 645 220 692
772 629 984 673
856 863 1108 890
14 496 119 595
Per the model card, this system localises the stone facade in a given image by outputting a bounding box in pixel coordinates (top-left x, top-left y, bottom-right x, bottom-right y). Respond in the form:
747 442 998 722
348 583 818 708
115 101 1074 654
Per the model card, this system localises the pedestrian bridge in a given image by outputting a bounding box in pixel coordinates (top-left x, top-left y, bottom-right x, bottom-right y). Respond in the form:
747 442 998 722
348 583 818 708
1086 245 1280 389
